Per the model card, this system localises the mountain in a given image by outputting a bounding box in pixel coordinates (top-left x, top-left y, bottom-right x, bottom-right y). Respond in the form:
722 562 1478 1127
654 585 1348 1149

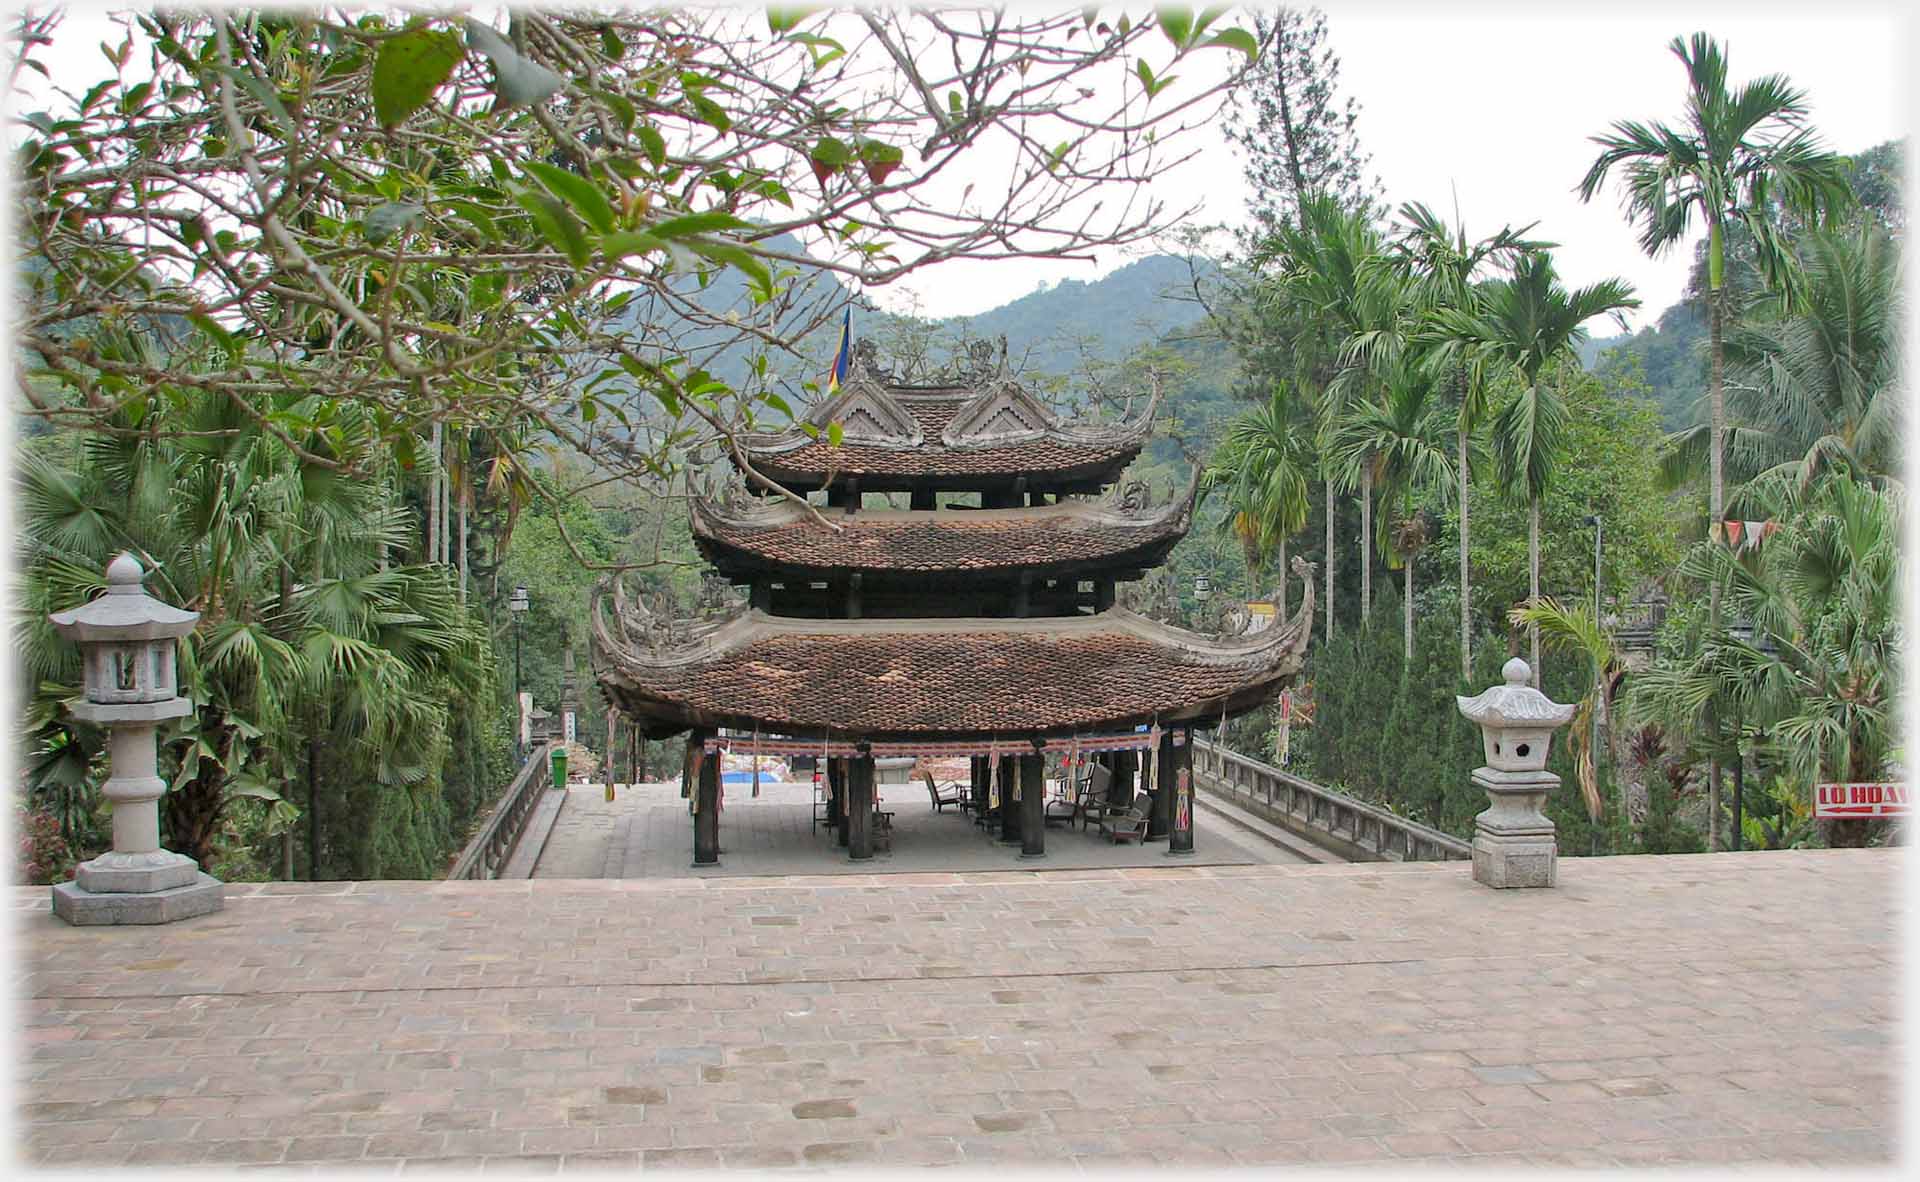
942 254 1214 375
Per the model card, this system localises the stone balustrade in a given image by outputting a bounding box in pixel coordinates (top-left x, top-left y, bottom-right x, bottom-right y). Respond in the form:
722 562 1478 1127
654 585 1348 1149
1188 736 1470 863
448 741 560 880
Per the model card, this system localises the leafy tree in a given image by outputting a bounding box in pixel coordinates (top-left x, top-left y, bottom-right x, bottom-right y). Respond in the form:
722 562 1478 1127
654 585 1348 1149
13 7 1260 544
1509 598 1626 827
1222 6 1380 242
1201 384 1314 606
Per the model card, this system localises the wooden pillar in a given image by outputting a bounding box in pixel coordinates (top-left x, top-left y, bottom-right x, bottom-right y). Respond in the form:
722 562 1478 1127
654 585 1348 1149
1110 751 1136 809
1014 572 1031 618
844 477 860 515
848 746 875 861
750 582 771 611
829 757 848 847
910 485 934 511
1168 729 1196 857
847 573 863 619
1150 729 1176 840
971 757 989 817
693 732 720 866
1020 747 1045 858
1095 580 1115 612
997 755 1021 844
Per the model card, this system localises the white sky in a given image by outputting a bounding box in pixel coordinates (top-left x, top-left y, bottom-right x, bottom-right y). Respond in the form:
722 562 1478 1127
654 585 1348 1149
881 0 1914 332
11 2 1914 333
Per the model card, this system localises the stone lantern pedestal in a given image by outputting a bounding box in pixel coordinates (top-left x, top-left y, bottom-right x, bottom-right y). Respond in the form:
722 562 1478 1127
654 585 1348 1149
47 553 223 926
1457 658 1575 890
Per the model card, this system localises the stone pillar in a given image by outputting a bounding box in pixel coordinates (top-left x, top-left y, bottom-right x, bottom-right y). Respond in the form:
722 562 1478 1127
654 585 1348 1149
692 734 720 867
997 755 1021 845
848 749 875 861
1167 729 1196 857
1456 658 1576 889
48 552 220 925
1019 748 1046 859
1149 730 1176 840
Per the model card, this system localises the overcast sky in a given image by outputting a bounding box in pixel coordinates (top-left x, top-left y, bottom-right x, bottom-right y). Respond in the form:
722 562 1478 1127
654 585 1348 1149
881 0 1912 333
14 2 1912 334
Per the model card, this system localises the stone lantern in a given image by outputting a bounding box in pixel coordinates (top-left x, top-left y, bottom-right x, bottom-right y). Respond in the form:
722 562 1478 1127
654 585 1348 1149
1456 657 1575 889
47 552 223 925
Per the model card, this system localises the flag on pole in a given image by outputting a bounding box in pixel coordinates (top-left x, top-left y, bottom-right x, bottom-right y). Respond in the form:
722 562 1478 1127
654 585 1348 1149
826 307 852 391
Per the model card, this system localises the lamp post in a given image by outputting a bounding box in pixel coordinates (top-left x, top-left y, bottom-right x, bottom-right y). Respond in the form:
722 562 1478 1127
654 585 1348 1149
47 552 223 924
509 585 529 766
1585 514 1604 798
1192 573 1211 629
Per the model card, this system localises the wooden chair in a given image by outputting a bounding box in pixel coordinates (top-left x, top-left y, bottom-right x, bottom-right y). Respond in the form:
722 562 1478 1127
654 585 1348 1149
922 771 968 813
1095 792 1153 845
1074 764 1122 830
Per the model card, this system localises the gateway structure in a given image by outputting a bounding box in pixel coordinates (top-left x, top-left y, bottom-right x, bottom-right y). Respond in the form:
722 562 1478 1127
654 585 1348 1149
592 344 1313 864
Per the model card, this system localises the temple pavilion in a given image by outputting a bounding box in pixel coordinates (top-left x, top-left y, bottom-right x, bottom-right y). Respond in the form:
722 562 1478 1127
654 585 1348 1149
591 342 1313 865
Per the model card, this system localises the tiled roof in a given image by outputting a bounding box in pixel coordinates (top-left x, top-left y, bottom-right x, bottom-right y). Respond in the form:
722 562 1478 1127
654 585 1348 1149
687 487 1195 578
591 603 1313 740
741 385 1154 484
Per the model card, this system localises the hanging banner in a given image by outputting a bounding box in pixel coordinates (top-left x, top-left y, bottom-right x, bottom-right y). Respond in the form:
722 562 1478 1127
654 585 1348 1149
1814 783 1909 819
563 711 577 745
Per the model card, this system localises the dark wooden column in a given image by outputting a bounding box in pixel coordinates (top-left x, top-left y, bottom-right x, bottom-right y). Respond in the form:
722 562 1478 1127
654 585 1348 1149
847 746 875 861
1167 729 1196 857
829 757 848 847
1095 580 1115 612
692 732 720 866
997 755 1021 844
910 485 935 510
971 757 989 816
1020 745 1046 858
1110 751 1136 809
1149 729 1176 840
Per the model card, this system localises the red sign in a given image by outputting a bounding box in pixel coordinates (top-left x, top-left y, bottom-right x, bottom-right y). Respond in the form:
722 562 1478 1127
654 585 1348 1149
1814 783 1909 819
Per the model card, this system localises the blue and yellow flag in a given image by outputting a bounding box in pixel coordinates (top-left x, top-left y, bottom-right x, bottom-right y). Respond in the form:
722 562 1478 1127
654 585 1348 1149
826 307 851 391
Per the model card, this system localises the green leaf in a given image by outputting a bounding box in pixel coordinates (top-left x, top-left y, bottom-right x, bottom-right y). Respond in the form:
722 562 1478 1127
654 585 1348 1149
522 160 616 235
859 139 905 185
1204 28 1259 60
363 200 424 245
826 421 844 448
599 27 626 60
650 210 753 239
636 124 667 167
1047 141 1071 174
1157 8 1194 49
602 230 667 260
687 91 732 134
948 89 964 116
685 239 773 300
1136 58 1156 95
371 27 464 127
767 7 811 34
443 199 499 242
515 189 590 267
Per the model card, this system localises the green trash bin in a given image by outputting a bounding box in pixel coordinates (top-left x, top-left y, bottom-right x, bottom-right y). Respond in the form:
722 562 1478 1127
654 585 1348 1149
550 746 567 791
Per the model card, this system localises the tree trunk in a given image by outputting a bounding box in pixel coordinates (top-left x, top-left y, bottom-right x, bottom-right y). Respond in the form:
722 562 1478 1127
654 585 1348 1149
1528 496 1541 687
1403 557 1414 662
1458 419 1472 682
1359 462 1372 624
1707 270 1726 852
427 421 442 563
1275 535 1287 617
1324 477 1335 643
457 460 469 603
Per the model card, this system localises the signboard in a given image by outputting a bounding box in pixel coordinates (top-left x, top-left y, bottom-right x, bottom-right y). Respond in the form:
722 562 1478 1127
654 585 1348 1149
518 692 532 745
1244 601 1275 634
563 710 577 745
1814 782 1909 819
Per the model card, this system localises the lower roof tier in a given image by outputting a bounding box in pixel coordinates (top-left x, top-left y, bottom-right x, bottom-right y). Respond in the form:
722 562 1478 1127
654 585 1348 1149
687 476 1196 582
591 578 1313 741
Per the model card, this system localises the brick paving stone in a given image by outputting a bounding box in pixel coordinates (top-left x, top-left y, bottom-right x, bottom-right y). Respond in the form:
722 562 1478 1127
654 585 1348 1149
14 848 1900 1170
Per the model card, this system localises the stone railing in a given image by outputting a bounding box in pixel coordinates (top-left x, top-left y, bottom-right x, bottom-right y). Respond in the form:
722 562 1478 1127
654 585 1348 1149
1190 737 1470 863
448 742 558 880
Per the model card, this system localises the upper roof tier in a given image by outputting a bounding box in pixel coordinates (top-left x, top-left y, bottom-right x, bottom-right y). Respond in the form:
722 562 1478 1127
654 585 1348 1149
737 342 1157 492
688 472 1197 582
589 560 1315 741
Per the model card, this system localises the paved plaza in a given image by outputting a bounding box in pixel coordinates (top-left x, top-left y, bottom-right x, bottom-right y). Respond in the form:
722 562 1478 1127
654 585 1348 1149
13 848 1900 1170
531 779 1313 879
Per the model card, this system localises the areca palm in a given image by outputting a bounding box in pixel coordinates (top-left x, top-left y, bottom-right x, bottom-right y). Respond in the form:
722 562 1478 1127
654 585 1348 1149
1578 31 1853 570
1664 224 1902 499
1257 192 1389 639
1394 203 1552 680
1328 362 1454 657
1509 598 1625 827
1429 251 1637 684
1202 384 1315 610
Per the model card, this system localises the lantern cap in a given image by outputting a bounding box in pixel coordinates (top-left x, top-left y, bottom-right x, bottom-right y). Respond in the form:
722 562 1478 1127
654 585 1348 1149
1455 659 1575 730
47 552 199 642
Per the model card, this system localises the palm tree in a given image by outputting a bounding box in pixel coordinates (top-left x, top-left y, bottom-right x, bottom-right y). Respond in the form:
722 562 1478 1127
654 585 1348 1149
1390 202 1549 680
1510 597 1626 829
1577 31 1852 586
1202 384 1315 611
1664 224 1902 499
1257 192 1389 640
1328 361 1454 658
17 396 486 870
1429 251 1637 684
